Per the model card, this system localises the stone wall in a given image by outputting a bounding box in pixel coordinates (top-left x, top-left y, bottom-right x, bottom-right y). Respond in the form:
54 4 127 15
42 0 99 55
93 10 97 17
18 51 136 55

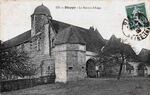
53 44 67 83
43 24 50 55
29 18 55 78
30 34 55 77
28 43 55 77
14 40 55 78
86 51 97 62
66 44 86 81
54 44 86 83
15 23 55 78
31 15 49 37
128 62 150 76
146 66 150 75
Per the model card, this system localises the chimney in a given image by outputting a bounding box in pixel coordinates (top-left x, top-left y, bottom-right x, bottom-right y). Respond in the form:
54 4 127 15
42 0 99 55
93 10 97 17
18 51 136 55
89 26 95 31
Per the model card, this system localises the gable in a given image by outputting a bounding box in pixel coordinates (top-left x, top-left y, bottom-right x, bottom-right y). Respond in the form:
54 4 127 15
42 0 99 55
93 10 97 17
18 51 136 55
52 20 105 52
138 48 150 62
55 26 86 45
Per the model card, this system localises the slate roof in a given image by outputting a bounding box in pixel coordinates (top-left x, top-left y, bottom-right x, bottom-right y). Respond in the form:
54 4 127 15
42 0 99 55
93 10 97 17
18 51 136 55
103 35 121 50
3 30 31 48
123 44 137 60
138 48 150 62
2 20 105 52
55 26 86 45
102 35 121 53
52 20 105 52
33 4 51 16
102 35 136 58
51 20 70 33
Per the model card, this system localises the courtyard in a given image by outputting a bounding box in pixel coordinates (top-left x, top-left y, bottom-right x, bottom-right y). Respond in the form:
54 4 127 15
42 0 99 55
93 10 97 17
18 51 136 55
1 77 150 95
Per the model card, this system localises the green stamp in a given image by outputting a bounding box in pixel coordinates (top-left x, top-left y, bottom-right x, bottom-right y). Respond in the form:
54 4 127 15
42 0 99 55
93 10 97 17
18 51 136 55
122 3 150 41
125 3 149 30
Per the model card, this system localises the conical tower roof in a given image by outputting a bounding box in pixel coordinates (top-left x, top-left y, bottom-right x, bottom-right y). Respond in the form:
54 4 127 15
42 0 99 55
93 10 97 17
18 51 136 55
33 4 51 16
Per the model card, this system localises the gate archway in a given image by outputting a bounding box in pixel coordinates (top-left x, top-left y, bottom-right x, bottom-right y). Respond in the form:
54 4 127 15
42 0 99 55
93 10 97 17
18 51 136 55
86 59 96 78
137 63 147 76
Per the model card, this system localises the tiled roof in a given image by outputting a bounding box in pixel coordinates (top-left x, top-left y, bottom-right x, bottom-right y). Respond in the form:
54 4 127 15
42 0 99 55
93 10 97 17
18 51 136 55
103 35 121 50
102 35 136 57
33 4 51 16
51 20 71 33
3 20 105 52
138 48 150 63
3 30 31 49
123 44 137 59
52 20 105 52
55 26 86 45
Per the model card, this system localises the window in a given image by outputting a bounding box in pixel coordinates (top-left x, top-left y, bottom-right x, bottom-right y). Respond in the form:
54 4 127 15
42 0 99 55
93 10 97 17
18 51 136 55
68 67 73 70
37 38 41 51
21 44 24 50
30 41 32 49
48 66 50 70
52 38 55 47
46 66 51 75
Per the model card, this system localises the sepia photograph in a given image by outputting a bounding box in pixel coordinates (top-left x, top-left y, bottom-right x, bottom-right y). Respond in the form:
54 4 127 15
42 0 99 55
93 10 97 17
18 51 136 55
0 0 150 95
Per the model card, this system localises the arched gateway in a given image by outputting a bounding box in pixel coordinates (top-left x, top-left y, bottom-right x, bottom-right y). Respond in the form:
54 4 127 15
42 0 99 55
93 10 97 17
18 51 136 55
86 59 96 78
137 63 147 76
2 4 105 82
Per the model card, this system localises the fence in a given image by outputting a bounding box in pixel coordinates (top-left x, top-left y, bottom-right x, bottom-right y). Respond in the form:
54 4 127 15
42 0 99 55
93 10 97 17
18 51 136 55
0 75 55 92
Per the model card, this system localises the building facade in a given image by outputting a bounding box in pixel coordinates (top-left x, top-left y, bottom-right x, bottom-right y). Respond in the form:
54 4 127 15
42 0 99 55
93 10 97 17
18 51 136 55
3 4 149 82
3 4 105 83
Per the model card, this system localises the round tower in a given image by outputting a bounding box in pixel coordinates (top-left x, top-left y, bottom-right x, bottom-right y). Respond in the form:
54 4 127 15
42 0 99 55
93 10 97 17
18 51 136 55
30 4 55 78
31 4 52 37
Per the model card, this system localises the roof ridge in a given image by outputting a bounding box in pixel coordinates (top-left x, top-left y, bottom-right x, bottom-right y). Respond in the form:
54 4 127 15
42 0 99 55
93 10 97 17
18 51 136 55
3 30 31 48
52 19 89 31
138 48 150 55
4 30 31 42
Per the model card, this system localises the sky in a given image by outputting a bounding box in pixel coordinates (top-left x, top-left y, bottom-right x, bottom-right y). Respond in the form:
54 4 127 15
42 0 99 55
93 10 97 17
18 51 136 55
0 0 150 54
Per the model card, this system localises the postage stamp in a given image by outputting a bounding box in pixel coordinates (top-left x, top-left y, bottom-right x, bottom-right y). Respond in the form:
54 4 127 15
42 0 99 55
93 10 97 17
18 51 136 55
122 3 150 41
0 1 150 95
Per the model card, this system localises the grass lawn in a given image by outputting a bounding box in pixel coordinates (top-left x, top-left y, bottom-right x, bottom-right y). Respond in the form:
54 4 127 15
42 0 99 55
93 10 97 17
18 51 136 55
1 78 150 95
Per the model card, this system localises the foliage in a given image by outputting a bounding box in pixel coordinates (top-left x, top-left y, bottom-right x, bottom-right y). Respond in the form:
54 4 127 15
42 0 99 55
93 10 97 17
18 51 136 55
0 41 37 79
97 35 137 79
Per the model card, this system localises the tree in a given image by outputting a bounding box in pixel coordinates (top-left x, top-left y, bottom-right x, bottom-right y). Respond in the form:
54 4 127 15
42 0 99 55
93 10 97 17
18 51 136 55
101 35 137 80
0 41 37 80
96 46 122 77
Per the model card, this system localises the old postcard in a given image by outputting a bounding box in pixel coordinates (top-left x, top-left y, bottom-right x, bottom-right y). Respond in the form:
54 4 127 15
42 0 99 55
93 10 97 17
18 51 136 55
0 0 150 95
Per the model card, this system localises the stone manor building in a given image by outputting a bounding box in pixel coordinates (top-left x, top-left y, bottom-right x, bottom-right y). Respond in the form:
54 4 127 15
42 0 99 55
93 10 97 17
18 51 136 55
3 4 105 83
